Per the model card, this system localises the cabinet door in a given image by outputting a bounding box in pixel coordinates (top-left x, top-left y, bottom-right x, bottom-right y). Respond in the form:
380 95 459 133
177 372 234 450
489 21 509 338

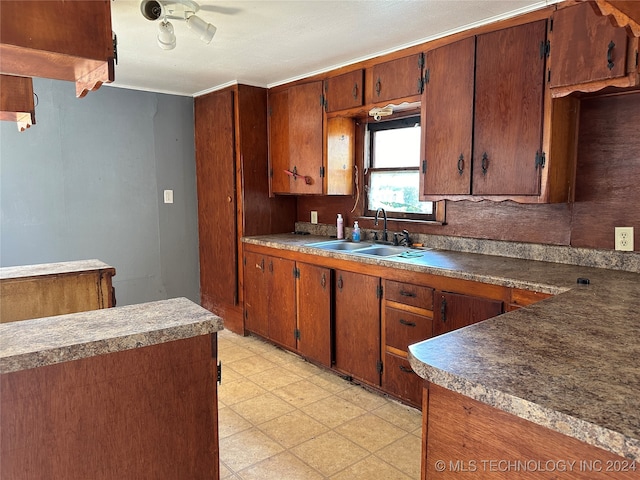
288 81 324 194
473 20 546 196
421 37 475 196
267 256 297 350
326 117 355 195
296 263 332 366
550 2 631 89
433 291 503 337
268 89 290 195
243 252 269 338
195 90 238 313
324 70 364 112
334 270 381 386
370 54 424 103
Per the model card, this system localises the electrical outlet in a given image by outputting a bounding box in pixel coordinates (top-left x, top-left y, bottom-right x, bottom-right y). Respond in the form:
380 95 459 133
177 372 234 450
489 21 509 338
615 227 634 251
311 211 318 224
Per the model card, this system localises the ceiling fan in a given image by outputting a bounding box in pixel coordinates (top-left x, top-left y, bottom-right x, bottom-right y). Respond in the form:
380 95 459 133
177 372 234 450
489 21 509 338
140 0 218 50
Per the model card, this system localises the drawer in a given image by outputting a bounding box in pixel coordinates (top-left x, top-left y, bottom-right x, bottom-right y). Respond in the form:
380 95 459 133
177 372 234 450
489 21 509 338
385 280 433 309
382 352 423 408
385 307 432 351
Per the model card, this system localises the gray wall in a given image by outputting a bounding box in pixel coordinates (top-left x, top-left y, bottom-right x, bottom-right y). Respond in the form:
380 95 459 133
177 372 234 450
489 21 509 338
0 78 200 306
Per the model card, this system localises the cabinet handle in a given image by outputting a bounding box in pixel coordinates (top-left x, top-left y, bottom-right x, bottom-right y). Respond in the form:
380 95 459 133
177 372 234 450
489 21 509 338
337 275 343 291
352 83 358 100
321 273 326 289
607 41 615 70
457 154 464 175
399 318 417 327
399 365 413 373
375 77 381 96
481 152 489 176
441 297 447 323
399 289 416 298
268 261 273 273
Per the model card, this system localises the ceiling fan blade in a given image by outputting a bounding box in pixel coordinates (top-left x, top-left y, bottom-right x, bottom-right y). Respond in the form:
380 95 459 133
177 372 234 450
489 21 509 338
199 5 242 15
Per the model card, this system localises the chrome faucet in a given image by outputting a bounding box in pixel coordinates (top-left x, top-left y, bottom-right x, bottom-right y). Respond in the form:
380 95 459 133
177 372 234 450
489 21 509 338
374 208 388 242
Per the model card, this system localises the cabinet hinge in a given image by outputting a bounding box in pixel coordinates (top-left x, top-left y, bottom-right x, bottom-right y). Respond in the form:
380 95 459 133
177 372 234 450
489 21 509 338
320 166 325 178
422 159 427 174
376 360 383 374
217 361 222 384
539 40 550 59
294 328 301 340
424 68 430 85
293 267 300 279
547 69 551 83
535 151 546 169
418 52 425 70
320 94 327 109
418 77 424 94
376 284 383 299
549 18 554 32
112 32 118 65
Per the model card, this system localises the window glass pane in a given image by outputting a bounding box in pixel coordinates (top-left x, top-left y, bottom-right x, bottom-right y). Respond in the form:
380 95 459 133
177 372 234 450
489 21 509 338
368 171 433 214
372 126 421 168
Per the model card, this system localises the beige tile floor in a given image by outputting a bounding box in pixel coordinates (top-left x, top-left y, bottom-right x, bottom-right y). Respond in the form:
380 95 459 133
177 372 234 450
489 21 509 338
218 328 423 480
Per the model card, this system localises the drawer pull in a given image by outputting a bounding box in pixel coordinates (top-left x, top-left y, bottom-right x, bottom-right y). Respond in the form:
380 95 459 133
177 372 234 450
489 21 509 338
399 365 413 373
399 290 416 298
399 318 416 327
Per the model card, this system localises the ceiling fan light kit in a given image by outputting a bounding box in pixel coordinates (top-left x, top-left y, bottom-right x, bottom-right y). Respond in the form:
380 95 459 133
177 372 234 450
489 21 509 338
140 0 216 49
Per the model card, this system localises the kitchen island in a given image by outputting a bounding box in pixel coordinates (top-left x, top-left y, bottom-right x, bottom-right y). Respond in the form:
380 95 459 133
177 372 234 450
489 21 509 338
0 297 223 480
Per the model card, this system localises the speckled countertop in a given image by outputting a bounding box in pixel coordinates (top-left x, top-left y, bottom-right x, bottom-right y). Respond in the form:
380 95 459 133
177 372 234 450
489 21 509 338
0 297 223 374
244 233 640 460
0 259 115 280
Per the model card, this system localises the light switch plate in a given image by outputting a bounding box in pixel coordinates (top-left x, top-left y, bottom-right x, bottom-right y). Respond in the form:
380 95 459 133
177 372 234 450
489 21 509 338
164 190 174 204
311 211 318 224
615 227 634 251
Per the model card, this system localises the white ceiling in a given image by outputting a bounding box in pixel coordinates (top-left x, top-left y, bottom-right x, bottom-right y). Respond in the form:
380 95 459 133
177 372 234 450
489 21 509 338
110 0 560 97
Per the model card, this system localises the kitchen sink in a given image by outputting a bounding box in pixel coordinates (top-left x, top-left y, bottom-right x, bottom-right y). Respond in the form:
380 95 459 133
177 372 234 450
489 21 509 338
305 240 373 251
351 245 409 257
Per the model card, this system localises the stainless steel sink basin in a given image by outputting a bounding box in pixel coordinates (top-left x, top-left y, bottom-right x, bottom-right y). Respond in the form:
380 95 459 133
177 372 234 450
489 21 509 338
305 240 373 251
351 245 409 257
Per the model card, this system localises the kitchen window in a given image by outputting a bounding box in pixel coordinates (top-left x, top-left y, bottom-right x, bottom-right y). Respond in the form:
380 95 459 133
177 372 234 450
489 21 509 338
365 116 435 220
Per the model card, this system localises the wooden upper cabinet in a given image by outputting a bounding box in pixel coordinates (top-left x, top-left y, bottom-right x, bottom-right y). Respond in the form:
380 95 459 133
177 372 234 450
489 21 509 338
269 81 354 196
0 75 35 131
550 2 640 97
326 117 355 195
324 70 364 112
368 53 424 104
268 81 324 195
421 21 555 202
473 20 546 196
0 1 115 98
420 37 475 197
268 89 291 195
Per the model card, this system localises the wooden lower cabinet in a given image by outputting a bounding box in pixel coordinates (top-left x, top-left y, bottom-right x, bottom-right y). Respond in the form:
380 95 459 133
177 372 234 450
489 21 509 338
296 262 332 366
433 290 503 337
422 384 637 479
0 260 115 323
382 280 434 407
334 270 381 386
1 335 219 479
243 251 296 349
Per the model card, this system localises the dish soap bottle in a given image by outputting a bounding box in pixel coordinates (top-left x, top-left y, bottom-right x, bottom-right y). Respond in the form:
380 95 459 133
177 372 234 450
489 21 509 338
337 214 344 239
352 221 361 242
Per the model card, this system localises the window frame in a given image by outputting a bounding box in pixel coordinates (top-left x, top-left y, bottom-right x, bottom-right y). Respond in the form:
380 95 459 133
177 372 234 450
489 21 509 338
364 115 436 221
